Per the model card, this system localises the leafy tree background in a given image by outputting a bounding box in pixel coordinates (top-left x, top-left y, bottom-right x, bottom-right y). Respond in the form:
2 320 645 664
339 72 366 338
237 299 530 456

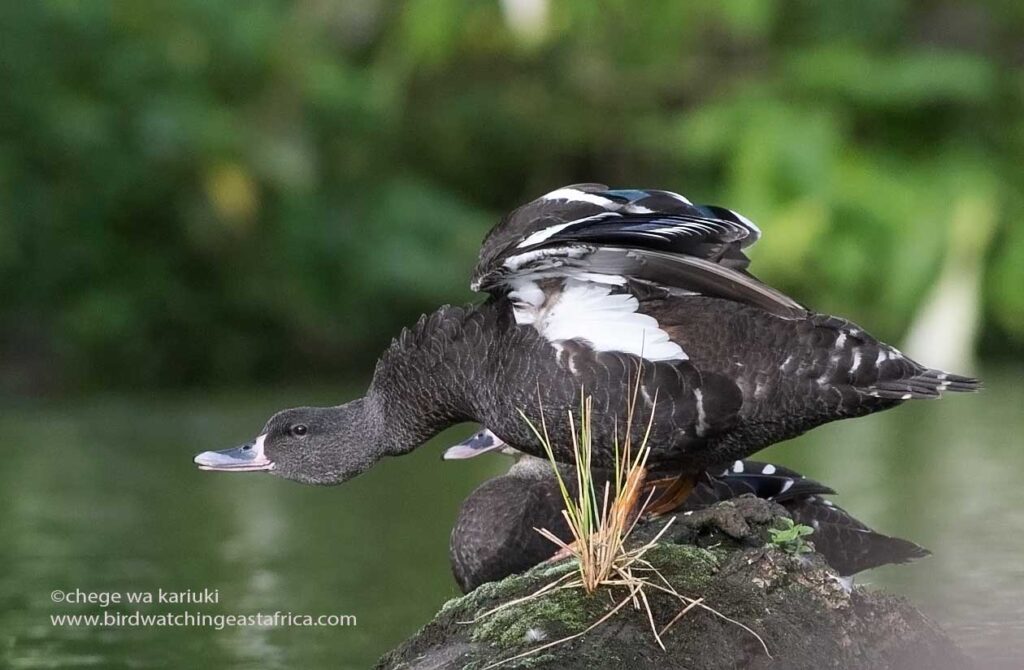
1 0 1021 393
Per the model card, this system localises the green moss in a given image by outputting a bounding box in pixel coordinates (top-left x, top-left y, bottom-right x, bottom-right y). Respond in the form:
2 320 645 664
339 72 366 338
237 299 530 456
452 543 723 654
532 559 580 580
641 543 720 589
470 585 605 649
464 544 724 653
439 560 579 618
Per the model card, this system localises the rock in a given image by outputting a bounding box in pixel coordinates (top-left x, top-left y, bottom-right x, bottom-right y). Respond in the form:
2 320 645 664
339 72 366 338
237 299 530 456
377 497 969 670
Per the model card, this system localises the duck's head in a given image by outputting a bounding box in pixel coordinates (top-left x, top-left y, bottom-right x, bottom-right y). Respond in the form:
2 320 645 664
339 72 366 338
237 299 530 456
194 402 378 485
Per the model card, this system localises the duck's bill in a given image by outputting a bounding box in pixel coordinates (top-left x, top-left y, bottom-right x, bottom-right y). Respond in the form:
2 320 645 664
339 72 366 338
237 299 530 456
194 435 274 472
442 429 506 460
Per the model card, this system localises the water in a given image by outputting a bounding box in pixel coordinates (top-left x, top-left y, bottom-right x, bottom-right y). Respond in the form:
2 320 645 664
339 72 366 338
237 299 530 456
1 371 1021 669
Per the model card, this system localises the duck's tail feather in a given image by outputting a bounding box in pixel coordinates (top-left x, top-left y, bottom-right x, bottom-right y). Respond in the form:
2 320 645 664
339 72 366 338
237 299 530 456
786 496 931 575
866 368 981 400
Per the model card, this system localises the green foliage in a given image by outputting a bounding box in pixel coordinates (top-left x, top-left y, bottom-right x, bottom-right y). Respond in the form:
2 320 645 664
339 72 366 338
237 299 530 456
0 1 1021 391
768 517 815 555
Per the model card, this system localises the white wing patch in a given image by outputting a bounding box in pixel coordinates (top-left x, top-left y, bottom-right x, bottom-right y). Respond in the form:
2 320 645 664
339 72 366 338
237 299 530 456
509 278 686 362
541 187 614 207
516 212 619 248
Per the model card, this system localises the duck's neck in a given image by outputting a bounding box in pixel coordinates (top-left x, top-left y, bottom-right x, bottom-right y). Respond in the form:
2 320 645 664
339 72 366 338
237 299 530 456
361 305 484 456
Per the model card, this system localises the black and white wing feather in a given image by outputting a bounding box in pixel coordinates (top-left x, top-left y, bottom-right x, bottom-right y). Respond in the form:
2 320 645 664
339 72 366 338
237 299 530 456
691 460 837 505
473 184 805 318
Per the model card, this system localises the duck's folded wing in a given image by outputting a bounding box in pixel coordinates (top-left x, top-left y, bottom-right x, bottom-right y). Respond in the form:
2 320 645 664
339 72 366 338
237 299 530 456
693 460 837 506
508 209 757 262
582 247 805 318
473 184 805 318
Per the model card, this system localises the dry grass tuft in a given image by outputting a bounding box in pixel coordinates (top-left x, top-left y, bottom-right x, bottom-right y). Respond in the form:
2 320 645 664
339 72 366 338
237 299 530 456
525 385 656 594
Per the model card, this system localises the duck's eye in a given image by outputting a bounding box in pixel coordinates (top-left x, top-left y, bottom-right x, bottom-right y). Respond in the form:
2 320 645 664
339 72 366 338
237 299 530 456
242 444 252 451
291 424 308 437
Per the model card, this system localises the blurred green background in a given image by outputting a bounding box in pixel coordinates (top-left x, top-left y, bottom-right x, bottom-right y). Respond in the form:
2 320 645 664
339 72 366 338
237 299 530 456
1 0 1022 395
2 2 1024 669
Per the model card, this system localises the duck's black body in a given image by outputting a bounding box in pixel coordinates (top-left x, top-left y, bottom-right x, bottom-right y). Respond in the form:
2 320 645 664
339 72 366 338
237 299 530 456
196 184 979 489
450 456 929 592
373 297 973 476
370 184 977 477
449 457 572 593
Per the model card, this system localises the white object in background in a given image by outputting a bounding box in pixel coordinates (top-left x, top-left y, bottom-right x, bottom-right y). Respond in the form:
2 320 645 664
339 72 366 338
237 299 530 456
500 0 548 41
903 192 996 373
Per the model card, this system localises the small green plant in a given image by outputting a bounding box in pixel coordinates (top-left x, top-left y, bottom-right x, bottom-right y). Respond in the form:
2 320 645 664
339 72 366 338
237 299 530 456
768 517 815 555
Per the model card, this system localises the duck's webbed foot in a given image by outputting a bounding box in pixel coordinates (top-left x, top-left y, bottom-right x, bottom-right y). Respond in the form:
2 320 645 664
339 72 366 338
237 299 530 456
668 495 788 548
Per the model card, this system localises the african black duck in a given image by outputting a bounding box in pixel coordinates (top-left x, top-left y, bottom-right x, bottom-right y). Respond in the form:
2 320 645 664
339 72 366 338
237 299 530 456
195 185 978 493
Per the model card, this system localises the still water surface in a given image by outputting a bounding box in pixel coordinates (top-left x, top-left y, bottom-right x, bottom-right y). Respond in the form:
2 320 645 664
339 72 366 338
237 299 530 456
1 369 1021 668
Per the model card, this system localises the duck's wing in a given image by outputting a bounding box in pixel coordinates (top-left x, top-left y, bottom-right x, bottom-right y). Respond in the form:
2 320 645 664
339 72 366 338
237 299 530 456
785 496 931 576
686 459 836 509
686 460 930 576
473 184 805 318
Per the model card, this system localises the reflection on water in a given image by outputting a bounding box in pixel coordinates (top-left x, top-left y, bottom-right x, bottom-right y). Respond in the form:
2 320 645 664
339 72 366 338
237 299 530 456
0 371 1021 669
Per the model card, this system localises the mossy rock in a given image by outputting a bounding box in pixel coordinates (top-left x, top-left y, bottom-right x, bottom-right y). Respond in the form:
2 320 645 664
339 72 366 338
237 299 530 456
377 498 969 670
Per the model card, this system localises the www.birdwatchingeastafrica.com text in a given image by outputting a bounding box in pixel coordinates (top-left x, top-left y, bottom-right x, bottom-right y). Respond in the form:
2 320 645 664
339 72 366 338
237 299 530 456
48 588 357 629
